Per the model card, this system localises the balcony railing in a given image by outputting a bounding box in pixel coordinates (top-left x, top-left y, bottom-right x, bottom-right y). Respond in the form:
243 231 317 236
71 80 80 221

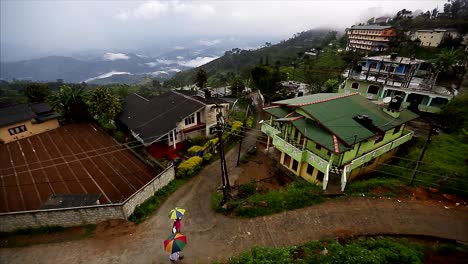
348 131 414 170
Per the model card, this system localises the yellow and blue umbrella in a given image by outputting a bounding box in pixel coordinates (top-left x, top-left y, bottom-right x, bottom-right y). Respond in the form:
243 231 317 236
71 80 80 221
169 207 186 219
164 233 187 253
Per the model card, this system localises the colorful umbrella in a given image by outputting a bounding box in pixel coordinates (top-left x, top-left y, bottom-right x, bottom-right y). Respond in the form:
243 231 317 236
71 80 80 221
169 207 186 219
164 233 187 253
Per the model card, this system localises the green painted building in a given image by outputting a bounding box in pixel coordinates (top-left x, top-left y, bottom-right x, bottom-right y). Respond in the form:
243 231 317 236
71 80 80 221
262 93 418 191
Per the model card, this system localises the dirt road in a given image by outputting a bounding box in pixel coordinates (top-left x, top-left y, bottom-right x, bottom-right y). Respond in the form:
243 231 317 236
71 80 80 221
1 92 467 264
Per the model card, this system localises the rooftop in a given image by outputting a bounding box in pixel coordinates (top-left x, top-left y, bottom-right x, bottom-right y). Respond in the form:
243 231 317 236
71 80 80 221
366 55 426 65
0 102 59 127
119 91 205 145
350 25 394 30
265 93 418 153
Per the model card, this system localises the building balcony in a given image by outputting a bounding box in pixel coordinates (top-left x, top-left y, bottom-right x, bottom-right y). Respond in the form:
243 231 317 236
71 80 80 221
262 123 329 174
348 130 414 170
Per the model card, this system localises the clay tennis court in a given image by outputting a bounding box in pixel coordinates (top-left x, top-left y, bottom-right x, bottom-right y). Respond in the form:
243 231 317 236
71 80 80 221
0 123 156 213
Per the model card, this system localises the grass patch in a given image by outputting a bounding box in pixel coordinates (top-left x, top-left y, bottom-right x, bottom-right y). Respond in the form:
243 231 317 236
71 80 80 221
345 177 404 197
377 134 468 197
213 179 325 218
224 237 454 264
82 224 96 238
128 177 188 224
0 225 65 237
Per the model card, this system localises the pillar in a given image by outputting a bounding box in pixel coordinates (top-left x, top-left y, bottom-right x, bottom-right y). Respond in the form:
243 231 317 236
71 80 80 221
427 97 433 106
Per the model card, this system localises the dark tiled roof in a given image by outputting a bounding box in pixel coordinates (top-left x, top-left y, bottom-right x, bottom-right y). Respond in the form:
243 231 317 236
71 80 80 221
0 102 58 127
119 91 205 145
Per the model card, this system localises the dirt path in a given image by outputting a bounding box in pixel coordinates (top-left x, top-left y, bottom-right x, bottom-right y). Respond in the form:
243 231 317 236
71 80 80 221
1 92 468 264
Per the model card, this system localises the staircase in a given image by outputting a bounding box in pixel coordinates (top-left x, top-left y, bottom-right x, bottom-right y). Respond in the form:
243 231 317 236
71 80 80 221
324 173 344 196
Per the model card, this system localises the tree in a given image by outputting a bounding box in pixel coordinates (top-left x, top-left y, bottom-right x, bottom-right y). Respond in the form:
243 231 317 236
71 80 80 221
432 49 464 76
324 78 341 93
24 83 50 103
87 87 121 121
439 95 468 133
47 85 89 122
230 77 245 98
195 69 208 88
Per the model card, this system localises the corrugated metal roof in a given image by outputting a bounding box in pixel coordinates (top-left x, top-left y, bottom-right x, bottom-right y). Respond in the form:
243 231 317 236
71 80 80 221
263 106 291 118
268 93 418 151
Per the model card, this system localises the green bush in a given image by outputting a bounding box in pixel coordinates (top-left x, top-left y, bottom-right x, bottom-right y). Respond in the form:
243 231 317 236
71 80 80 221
217 179 324 218
203 153 213 162
176 156 203 178
227 237 425 264
113 131 126 142
238 182 256 198
231 121 243 133
204 137 219 148
188 145 205 156
246 116 254 128
0 225 65 237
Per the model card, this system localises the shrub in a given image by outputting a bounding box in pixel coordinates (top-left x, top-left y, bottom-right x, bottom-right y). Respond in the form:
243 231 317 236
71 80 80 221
246 116 254 128
113 131 126 142
231 121 243 133
203 153 212 162
188 145 205 156
176 156 203 178
204 137 219 148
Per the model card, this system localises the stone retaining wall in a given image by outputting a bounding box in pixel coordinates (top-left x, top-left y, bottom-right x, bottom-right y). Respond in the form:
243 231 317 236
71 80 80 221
0 166 175 232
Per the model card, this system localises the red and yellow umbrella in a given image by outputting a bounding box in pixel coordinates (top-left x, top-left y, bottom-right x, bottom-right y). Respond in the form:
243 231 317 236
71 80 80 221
163 233 187 253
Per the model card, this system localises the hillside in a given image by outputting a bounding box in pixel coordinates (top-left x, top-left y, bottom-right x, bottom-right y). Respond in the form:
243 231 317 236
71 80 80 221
166 29 339 87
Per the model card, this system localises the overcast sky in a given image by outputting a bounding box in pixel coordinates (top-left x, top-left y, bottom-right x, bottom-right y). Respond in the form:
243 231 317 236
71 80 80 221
1 0 446 53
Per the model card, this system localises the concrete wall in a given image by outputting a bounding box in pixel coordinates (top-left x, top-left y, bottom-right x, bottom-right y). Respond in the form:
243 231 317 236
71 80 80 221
0 166 175 232
0 119 59 143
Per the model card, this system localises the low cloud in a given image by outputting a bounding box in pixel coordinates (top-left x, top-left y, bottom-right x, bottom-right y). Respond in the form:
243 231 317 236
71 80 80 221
102 52 130 61
179 56 218 67
85 71 131 82
198 39 222 46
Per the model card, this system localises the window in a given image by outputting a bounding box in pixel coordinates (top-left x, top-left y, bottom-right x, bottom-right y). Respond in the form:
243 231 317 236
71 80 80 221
292 160 298 172
351 82 359 89
393 125 402 134
169 130 178 142
307 164 313 175
209 126 217 135
8 125 27 136
184 114 195 126
367 85 380 95
283 154 291 167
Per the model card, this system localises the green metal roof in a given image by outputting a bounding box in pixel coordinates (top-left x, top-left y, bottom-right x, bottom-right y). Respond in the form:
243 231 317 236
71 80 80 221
299 94 418 145
292 118 350 153
273 94 345 106
270 93 418 149
263 106 291 118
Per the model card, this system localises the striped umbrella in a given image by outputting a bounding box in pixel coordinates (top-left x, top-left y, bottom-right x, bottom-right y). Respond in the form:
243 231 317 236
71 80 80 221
169 207 186 219
163 233 187 253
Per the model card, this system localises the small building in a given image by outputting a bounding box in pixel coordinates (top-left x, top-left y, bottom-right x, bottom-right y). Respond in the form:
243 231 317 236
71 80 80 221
414 29 460 47
346 25 398 52
0 102 60 144
119 90 229 158
338 54 454 113
261 93 418 192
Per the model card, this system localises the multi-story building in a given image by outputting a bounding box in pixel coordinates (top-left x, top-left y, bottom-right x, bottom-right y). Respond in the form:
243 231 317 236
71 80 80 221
347 25 398 52
261 93 418 192
338 54 455 113
414 29 460 47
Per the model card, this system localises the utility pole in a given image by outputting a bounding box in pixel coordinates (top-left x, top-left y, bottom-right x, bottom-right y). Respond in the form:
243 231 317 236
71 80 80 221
216 106 230 204
410 122 436 185
237 104 250 166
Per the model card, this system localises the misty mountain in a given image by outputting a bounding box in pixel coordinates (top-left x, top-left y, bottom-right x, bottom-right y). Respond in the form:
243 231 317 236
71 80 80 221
0 37 266 84
167 29 337 86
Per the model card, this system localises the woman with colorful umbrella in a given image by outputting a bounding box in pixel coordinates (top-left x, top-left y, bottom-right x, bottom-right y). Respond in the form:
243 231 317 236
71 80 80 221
170 208 185 234
164 233 187 262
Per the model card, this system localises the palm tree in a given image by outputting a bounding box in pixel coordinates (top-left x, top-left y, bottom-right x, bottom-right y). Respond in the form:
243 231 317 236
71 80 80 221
47 85 89 122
